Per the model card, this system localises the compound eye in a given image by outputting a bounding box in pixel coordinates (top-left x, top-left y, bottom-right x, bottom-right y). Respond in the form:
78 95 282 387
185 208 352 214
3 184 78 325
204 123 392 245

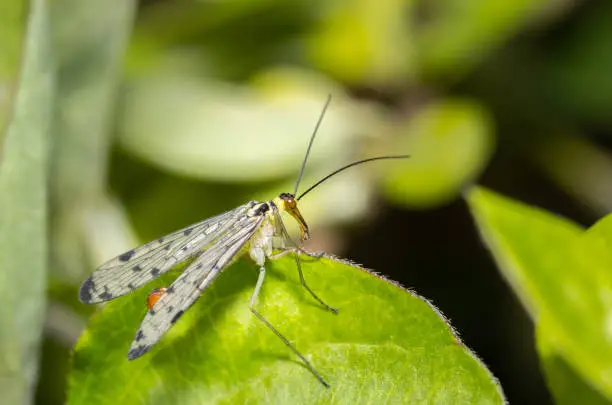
280 193 297 209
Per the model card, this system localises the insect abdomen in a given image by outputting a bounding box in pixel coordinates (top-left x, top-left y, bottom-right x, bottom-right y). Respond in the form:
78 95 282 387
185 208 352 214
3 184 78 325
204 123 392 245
147 287 167 310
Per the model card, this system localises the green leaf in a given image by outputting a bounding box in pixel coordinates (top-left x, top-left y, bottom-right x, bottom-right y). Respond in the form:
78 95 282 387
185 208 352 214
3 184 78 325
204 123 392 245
536 323 612 405
383 100 494 208
466 186 612 401
0 0 27 148
0 0 53 403
585 211 612 254
69 255 504 404
118 70 358 182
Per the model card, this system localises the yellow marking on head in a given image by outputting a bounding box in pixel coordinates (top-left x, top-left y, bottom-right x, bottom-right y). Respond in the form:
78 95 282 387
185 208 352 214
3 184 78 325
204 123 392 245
276 193 310 240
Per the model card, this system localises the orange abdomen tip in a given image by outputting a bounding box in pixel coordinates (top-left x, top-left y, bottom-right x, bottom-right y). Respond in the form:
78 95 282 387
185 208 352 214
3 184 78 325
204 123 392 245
147 287 167 309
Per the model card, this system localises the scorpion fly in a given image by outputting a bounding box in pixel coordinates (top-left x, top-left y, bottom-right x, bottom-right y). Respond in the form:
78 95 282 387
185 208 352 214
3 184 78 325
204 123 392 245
79 95 409 387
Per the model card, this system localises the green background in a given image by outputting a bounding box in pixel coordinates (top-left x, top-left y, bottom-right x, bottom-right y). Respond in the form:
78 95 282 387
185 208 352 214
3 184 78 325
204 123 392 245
3 0 612 404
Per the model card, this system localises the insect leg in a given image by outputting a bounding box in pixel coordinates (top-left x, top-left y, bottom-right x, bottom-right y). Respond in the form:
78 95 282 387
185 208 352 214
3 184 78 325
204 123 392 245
294 251 337 313
269 248 337 313
295 252 338 313
270 247 323 260
249 265 330 388
272 209 337 313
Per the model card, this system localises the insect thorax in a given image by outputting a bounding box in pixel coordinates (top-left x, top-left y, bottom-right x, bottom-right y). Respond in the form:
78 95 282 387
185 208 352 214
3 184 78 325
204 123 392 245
248 210 278 266
246 201 270 217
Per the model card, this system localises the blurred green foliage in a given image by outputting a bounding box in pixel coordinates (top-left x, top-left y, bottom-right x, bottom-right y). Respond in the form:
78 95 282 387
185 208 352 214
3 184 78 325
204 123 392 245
2 0 612 403
0 0 26 143
383 99 494 207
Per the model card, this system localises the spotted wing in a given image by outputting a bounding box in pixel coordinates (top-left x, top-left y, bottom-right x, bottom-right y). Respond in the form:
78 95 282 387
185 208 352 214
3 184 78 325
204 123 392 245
127 213 264 359
79 205 251 304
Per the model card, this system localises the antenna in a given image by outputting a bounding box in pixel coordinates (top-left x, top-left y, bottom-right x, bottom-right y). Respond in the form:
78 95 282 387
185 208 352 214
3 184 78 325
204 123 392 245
293 94 332 196
296 155 410 200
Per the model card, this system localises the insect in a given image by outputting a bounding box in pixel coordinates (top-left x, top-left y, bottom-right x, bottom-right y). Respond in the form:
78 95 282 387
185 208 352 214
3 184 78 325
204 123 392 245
78 95 409 387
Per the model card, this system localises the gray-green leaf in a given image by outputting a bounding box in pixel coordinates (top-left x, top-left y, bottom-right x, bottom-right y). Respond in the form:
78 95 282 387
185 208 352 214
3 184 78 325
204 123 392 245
0 0 53 404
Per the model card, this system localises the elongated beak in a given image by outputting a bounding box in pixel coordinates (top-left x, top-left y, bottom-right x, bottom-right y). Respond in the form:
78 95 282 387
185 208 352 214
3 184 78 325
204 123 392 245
286 205 310 241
